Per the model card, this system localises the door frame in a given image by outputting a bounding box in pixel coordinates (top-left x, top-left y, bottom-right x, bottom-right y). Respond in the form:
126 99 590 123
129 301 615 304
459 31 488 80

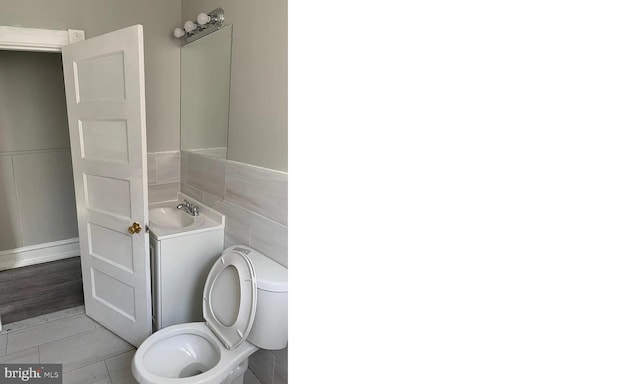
0 25 86 333
0 26 85 52
0 26 85 268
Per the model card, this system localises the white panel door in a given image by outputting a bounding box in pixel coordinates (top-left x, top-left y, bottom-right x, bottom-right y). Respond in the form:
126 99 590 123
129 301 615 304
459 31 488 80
61 25 150 347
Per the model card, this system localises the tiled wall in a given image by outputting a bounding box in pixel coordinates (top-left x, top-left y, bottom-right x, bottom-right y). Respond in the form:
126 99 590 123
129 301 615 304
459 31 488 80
147 151 180 204
180 151 288 267
179 150 288 384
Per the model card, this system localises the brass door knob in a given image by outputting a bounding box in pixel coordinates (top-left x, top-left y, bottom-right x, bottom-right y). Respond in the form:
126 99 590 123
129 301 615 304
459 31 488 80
128 222 142 234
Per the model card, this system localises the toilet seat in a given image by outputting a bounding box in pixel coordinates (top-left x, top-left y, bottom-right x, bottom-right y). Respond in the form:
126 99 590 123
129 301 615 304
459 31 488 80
203 248 257 350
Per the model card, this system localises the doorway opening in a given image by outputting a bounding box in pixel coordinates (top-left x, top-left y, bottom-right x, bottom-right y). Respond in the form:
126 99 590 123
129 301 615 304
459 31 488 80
0 48 83 324
0 26 86 329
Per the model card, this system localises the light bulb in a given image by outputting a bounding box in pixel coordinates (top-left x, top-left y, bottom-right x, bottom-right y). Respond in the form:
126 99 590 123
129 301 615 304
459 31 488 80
173 28 185 38
184 20 196 33
197 13 211 25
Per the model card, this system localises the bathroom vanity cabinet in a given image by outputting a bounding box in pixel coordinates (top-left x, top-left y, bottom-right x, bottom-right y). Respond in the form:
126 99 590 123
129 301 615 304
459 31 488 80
148 200 225 331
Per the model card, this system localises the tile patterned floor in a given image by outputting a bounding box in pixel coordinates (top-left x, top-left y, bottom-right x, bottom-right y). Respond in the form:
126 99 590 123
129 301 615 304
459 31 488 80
0 306 136 383
0 306 262 384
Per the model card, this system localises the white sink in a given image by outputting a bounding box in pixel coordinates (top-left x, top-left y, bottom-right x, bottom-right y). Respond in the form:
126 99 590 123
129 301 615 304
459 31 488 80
148 197 224 240
149 206 198 229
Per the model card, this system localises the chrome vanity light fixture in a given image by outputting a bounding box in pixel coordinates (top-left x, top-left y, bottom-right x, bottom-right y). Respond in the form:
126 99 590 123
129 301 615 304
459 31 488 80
173 8 224 43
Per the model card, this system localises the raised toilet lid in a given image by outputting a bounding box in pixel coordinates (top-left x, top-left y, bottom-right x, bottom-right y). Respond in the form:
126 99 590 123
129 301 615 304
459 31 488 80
203 247 257 350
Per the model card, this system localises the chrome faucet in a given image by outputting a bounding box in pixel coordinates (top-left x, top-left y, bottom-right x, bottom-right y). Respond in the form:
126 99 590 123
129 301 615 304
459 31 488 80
176 199 199 216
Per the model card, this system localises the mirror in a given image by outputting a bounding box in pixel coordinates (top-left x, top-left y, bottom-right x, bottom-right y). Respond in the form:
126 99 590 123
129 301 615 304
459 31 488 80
180 24 232 158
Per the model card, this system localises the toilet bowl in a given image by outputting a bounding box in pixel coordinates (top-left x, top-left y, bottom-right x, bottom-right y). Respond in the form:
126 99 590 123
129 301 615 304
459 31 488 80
132 246 287 384
133 323 258 384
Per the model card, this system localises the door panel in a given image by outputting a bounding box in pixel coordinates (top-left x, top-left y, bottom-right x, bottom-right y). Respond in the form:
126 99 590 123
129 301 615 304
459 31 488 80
79 120 130 163
62 25 150 347
74 52 126 102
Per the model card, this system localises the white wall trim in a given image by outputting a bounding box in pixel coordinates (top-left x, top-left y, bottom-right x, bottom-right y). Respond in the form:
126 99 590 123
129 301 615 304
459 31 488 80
225 159 288 175
0 238 80 271
0 26 85 52
0 147 71 156
147 150 181 155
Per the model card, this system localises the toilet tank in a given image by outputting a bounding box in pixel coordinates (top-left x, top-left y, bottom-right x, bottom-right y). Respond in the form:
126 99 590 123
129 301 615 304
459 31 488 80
243 248 288 350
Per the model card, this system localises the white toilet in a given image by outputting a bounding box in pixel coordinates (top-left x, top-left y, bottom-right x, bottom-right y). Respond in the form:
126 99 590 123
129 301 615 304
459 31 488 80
132 246 288 384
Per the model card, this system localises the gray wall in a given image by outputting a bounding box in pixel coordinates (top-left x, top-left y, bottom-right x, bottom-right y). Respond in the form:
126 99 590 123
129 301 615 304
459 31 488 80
0 51 69 152
0 0 183 153
182 0 288 171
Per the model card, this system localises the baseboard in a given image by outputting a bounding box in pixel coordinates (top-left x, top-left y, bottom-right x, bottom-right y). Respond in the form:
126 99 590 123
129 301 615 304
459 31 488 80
0 238 80 271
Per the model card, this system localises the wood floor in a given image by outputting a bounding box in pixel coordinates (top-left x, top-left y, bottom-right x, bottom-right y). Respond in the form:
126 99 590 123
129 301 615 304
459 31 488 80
0 257 84 324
